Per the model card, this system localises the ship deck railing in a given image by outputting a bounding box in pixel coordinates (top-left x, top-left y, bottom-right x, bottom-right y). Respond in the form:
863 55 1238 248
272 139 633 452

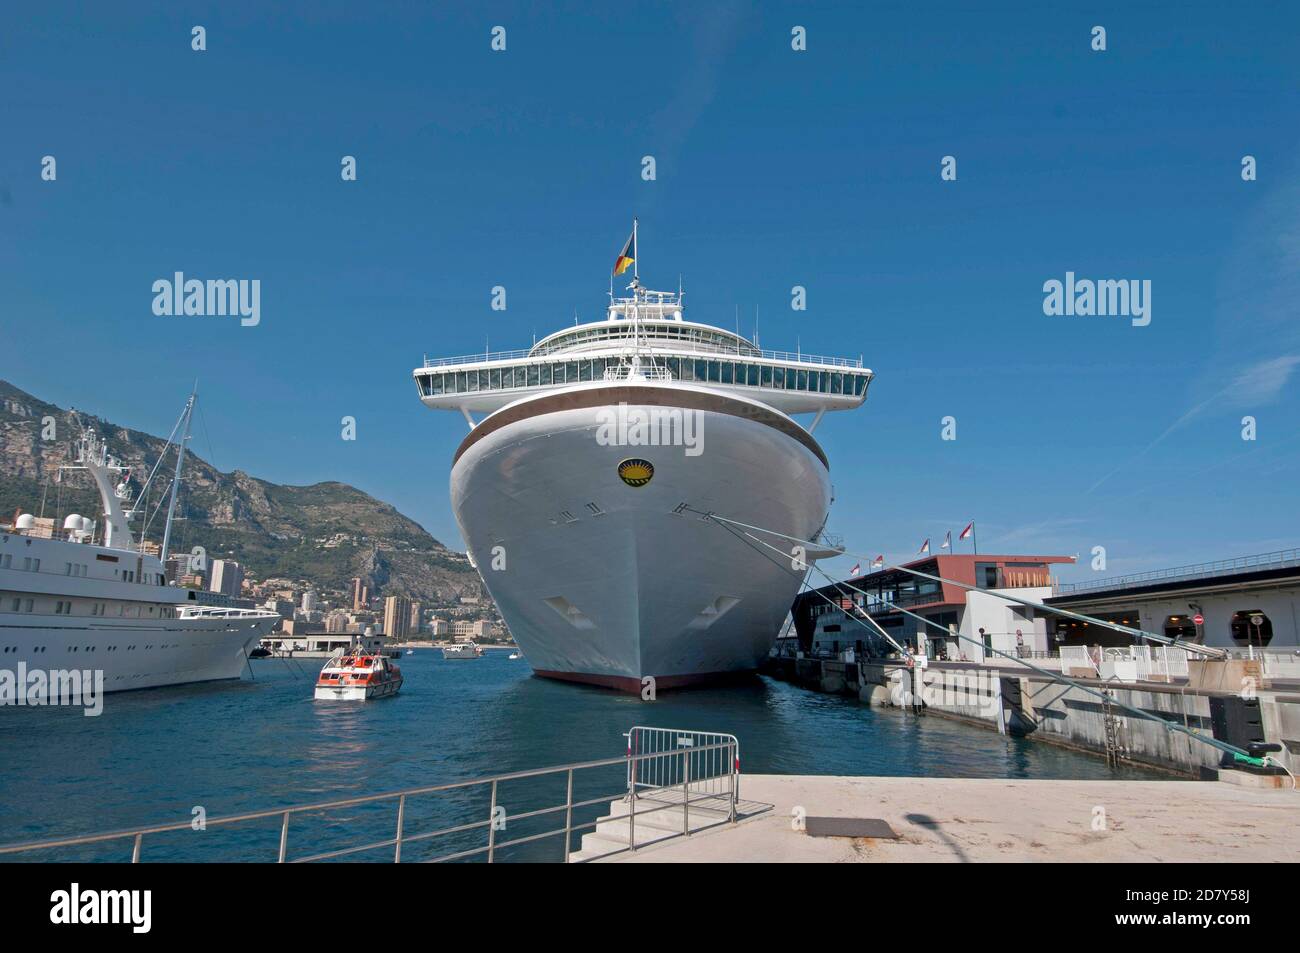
422 341 864 370
602 364 673 382
0 730 742 864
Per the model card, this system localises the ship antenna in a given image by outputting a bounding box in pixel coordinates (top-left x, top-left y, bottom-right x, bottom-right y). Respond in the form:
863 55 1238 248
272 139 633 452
160 389 195 564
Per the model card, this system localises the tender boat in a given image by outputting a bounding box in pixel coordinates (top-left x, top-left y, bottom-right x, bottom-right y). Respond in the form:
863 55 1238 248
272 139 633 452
314 650 403 700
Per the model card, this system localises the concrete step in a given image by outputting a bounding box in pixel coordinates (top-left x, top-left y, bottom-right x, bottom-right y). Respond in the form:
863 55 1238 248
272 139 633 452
570 793 739 862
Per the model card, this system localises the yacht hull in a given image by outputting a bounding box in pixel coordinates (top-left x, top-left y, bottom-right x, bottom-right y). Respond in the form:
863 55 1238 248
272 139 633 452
0 614 276 695
450 385 831 692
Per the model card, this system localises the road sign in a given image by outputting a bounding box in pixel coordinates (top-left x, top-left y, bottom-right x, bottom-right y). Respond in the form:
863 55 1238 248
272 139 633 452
1193 613 1204 626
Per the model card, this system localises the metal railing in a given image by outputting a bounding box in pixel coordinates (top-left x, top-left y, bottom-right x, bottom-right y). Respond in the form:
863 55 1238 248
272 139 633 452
422 341 864 370
1055 548 1300 596
603 364 673 382
0 732 740 864
626 727 741 802
1057 645 1191 680
177 606 276 620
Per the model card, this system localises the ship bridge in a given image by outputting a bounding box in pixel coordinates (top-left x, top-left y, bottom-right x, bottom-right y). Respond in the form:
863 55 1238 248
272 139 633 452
414 288 873 422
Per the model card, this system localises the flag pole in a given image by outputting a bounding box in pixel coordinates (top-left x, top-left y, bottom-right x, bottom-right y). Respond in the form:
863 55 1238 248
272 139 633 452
632 217 639 285
973 521 978 555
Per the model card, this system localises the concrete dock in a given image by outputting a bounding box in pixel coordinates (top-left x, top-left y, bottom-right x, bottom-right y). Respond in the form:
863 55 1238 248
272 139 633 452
571 774 1299 862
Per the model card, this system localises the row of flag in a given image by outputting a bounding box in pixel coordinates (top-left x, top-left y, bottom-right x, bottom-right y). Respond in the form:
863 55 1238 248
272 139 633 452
848 521 975 576
919 520 975 555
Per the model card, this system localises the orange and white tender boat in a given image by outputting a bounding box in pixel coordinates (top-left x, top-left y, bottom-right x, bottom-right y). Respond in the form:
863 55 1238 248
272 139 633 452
314 651 403 701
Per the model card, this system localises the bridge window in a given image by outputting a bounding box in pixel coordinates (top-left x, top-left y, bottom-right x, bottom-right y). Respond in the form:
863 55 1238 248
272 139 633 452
721 361 733 384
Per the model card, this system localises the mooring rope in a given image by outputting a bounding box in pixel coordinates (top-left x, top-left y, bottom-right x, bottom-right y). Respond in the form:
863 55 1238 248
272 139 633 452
685 506 1286 772
687 508 1225 659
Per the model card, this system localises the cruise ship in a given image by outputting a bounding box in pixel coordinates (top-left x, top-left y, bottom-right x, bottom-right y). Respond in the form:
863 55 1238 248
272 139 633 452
0 396 278 697
414 227 871 690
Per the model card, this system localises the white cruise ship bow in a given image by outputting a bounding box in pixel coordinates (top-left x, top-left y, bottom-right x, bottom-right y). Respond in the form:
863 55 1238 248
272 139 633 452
414 239 871 691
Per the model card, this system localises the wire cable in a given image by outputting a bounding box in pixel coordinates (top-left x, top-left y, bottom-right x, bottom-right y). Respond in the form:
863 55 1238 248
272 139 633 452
692 507 1277 768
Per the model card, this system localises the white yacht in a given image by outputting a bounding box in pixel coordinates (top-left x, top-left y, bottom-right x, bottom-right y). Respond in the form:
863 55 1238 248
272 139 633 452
0 395 278 695
414 225 871 690
442 642 483 660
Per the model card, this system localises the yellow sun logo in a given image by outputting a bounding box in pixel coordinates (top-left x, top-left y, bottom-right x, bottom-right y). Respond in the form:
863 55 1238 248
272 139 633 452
618 458 654 487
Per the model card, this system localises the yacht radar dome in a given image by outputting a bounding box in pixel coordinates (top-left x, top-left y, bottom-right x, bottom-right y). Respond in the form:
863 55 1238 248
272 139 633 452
15 513 35 530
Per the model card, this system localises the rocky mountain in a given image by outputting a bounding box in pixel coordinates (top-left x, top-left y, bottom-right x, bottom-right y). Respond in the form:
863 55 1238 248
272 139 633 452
0 379 482 604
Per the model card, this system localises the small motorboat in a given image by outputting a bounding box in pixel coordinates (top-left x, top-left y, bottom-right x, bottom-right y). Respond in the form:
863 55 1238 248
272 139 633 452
508 652 520 660
405 649 414 656
314 650 403 701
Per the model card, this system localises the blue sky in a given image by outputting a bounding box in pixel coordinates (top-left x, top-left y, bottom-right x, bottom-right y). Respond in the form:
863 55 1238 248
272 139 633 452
3 2 1298 583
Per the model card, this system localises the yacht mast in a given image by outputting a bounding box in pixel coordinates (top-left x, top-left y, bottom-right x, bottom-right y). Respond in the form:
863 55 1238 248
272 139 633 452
160 391 195 564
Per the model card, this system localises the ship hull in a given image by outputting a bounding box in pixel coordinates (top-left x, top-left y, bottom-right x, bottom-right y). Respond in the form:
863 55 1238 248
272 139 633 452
450 384 831 692
0 614 277 695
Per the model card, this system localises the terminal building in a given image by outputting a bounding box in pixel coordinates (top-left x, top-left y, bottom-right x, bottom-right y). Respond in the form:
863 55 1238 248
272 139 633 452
790 553 1076 662
789 548 1300 666
1045 548 1300 652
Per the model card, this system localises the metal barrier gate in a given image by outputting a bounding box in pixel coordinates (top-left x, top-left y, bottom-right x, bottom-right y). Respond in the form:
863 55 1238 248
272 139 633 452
626 726 741 801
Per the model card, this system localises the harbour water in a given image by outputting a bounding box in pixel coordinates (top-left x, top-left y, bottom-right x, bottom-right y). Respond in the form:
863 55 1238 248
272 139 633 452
0 650 1170 862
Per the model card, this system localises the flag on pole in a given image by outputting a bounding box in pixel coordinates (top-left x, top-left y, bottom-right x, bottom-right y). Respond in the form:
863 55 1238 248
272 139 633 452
958 520 974 541
872 555 884 568
613 227 636 276
849 562 860 576
941 531 951 550
919 538 930 555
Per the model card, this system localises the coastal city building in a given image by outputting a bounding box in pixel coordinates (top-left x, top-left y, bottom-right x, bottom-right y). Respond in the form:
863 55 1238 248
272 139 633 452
208 559 244 598
164 553 190 584
384 595 413 639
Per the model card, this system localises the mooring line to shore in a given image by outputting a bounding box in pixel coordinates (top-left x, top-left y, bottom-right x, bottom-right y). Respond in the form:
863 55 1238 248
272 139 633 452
687 508 1225 659
685 506 1291 777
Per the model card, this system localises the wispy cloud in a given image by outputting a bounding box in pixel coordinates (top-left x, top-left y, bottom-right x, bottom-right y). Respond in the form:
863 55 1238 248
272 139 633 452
1087 171 1300 496
1086 352 1298 494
